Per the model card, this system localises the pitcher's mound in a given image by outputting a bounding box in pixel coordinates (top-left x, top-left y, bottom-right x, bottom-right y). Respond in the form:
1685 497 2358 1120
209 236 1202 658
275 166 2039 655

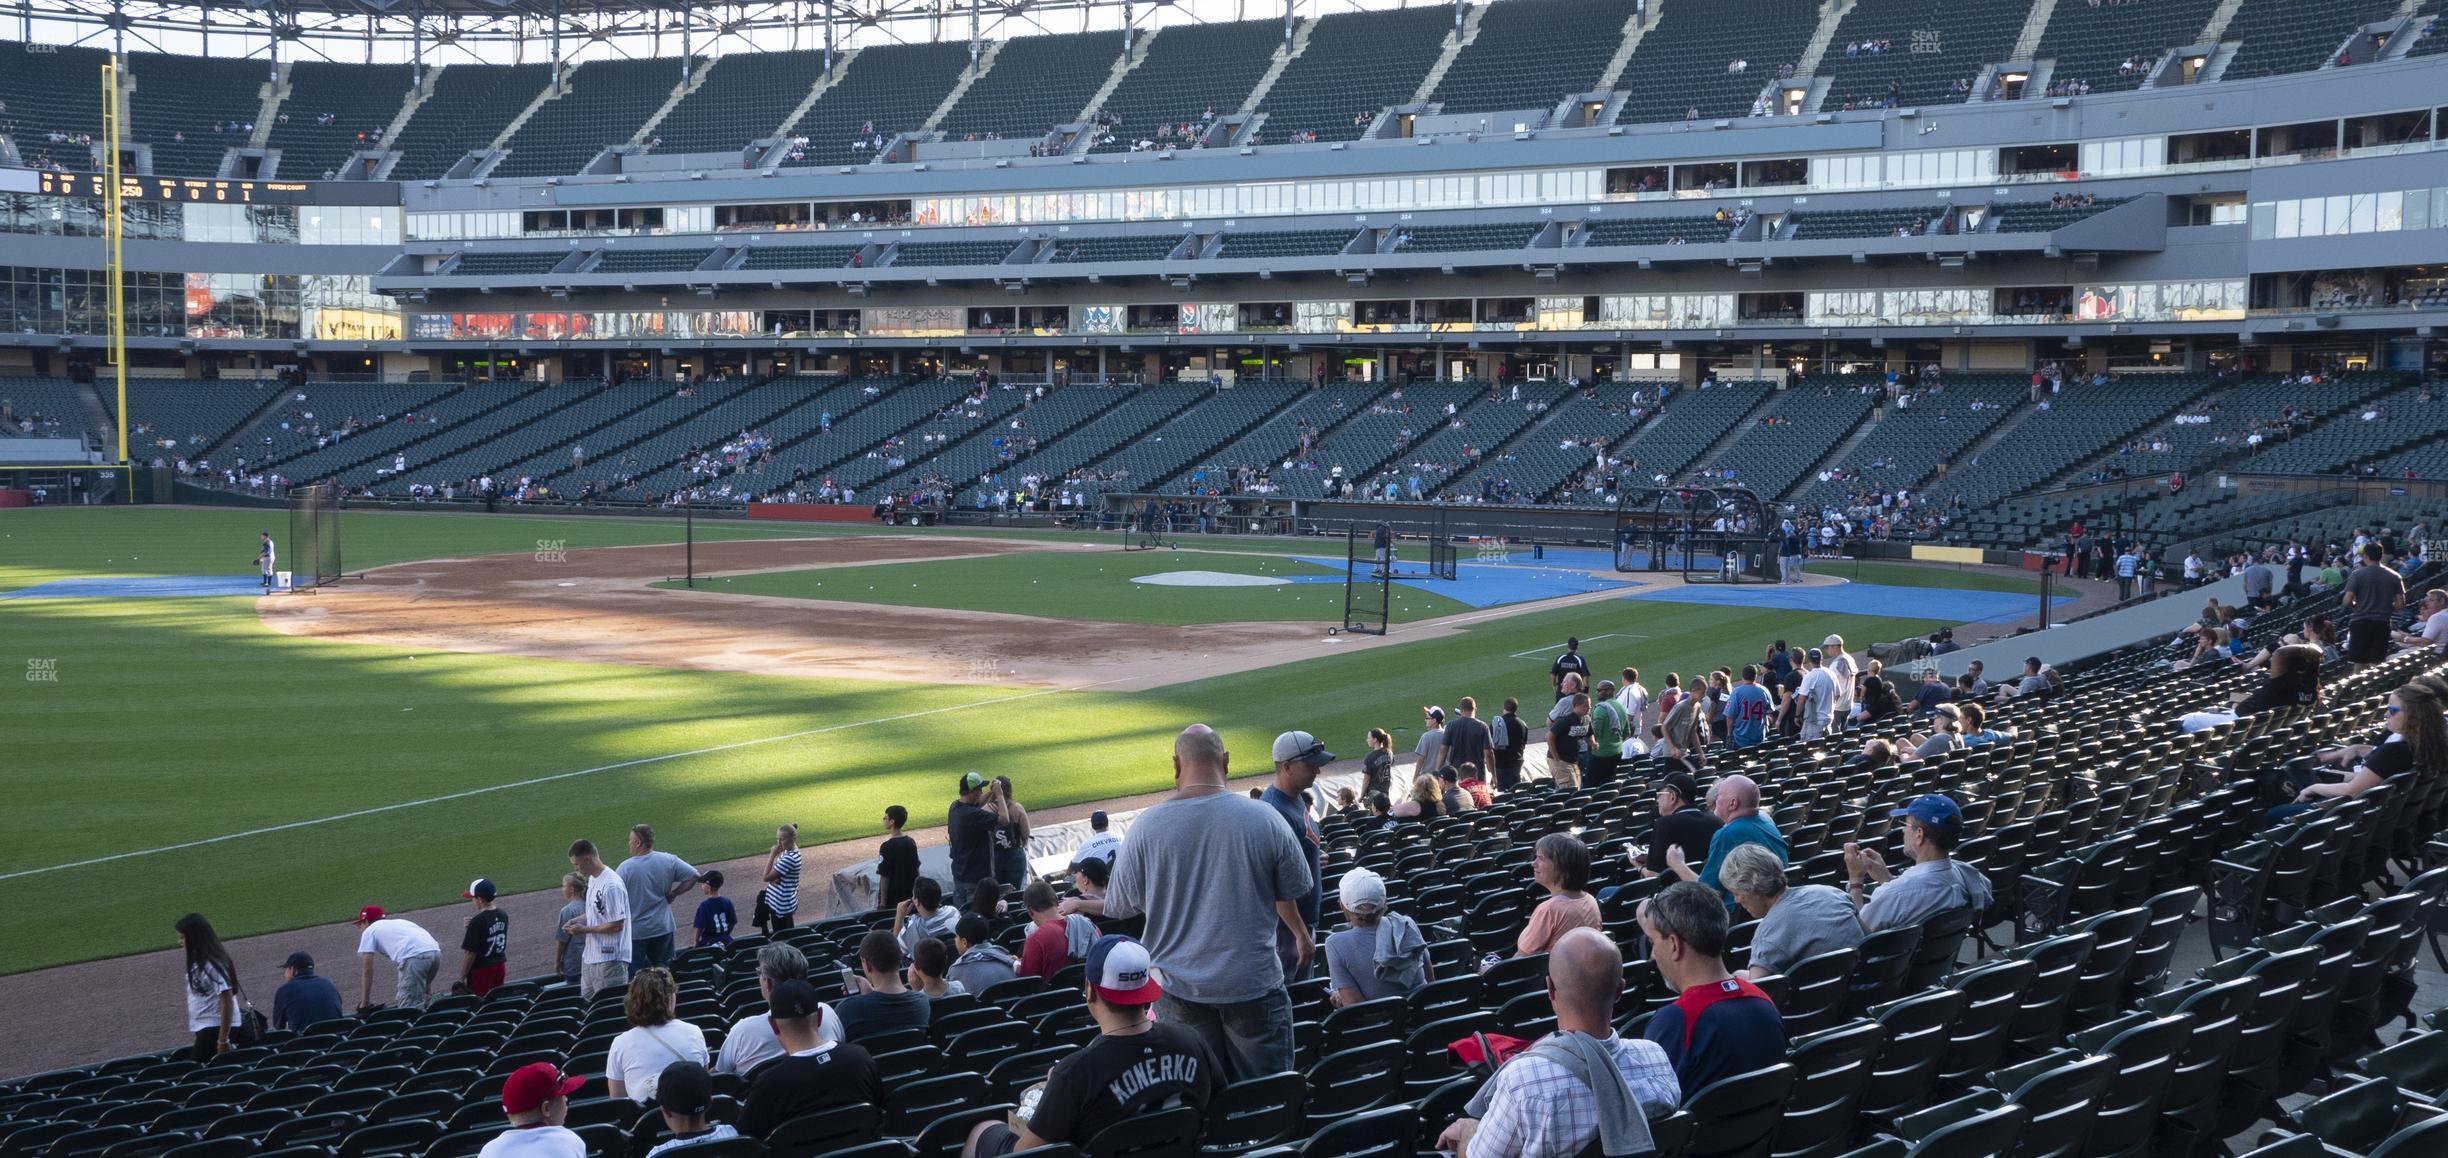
1129 570 1294 588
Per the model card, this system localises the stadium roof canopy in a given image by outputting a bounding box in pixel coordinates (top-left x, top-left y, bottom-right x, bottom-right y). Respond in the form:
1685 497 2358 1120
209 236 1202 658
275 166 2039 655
14 0 1454 66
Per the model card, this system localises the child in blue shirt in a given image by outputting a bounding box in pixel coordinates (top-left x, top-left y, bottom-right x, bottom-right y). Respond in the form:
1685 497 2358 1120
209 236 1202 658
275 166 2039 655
692 870 737 948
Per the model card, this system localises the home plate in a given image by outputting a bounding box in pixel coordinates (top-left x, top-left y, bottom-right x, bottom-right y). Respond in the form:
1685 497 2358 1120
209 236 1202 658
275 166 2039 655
558 581 578 587
1130 571 1291 587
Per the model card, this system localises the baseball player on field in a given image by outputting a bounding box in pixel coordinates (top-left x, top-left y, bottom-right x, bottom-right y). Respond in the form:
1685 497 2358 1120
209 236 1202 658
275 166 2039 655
258 531 277 592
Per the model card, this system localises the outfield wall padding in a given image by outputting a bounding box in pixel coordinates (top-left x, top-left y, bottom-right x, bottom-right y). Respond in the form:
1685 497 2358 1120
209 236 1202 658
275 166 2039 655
748 502 875 523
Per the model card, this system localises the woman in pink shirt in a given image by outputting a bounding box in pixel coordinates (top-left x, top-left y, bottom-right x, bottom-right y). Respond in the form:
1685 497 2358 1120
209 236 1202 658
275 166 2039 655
1516 833 1602 955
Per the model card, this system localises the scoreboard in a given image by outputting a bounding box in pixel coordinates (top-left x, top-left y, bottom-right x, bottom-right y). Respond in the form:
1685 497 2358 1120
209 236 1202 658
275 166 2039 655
32 172 397 206
37 172 318 204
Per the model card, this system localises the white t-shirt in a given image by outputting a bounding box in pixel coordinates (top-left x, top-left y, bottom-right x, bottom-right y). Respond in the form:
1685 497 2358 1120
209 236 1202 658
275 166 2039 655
584 869 634 965
185 963 236 1032
2422 609 2448 653
357 918 441 963
712 1006 846 1075
477 1125 587 1158
1616 684 1650 737
605 1020 710 1103
1070 832 1121 868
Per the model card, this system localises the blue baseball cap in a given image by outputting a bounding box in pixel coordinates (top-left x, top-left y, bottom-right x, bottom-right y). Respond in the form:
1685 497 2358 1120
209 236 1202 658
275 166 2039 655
1891 794 1963 833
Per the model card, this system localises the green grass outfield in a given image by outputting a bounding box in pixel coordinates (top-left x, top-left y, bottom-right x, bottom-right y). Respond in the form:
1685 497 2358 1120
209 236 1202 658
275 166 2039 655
660 548 1472 625
1 506 1973 974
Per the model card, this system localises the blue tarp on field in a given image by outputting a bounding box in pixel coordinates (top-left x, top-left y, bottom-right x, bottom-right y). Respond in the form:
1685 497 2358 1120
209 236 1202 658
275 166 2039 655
0 575 271 600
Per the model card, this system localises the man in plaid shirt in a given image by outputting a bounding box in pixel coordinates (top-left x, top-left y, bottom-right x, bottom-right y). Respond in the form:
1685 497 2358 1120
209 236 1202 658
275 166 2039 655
1437 929 1680 1158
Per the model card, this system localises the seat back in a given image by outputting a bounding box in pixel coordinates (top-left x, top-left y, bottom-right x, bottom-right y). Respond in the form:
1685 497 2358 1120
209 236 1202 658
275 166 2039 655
1302 1042 1402 1119
1297 1105 1415 1158
1843 927 1921 1020
2002 1053 2117 1158
1902 908 1975 991
765 1102 882 1158
1778 948 1860 1040
1202 1071 1307 1154
1084 1105 1202 1158
1772 1020 1887 1158
1910 1102 2031 1158
1681 1062 1797 1158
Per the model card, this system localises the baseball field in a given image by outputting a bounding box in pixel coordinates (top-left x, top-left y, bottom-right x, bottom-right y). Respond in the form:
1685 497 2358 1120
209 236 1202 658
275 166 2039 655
0 506 2043 975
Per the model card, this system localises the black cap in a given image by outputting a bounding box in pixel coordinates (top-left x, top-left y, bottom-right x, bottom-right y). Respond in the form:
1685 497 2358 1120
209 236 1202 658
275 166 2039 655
282 951 315 973
1658 772 1701 805
655 1060 713 1116
768 978 825 1020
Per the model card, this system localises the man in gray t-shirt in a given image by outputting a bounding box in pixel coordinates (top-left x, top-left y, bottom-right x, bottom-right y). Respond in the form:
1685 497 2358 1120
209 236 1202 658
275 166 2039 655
1064 725 1313 1082
616 824 704 970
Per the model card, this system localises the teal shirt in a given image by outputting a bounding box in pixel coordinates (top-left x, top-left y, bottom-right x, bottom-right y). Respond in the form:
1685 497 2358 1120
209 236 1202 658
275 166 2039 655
1699 813 1789 907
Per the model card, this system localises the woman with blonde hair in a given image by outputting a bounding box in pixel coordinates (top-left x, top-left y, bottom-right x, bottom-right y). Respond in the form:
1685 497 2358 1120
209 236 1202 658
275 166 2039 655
759 823 802 933
604 967 708 1103
1909 702 1965 758
1391 773 1445 820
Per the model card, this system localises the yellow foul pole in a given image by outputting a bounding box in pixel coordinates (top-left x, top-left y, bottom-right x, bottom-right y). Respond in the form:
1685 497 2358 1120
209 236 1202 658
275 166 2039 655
103 55 128 465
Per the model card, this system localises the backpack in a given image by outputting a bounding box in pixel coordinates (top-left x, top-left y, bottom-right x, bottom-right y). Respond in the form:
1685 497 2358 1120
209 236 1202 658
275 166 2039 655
1488 715 1510 751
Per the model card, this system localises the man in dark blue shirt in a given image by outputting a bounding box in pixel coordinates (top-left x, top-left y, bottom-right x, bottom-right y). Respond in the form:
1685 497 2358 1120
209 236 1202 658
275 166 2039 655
1637 881 1786 1093
271 951 343 1033
1261 731 1330 980
1909 668 1950 718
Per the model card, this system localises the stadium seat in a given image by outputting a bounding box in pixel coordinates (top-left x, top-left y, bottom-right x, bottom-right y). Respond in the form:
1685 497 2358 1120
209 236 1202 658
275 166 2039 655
1678 1062 1797 1158
763 1102 881 1157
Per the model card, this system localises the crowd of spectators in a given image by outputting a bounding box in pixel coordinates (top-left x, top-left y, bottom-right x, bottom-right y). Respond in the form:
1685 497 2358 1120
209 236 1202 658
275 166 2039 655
150 525 2448 1156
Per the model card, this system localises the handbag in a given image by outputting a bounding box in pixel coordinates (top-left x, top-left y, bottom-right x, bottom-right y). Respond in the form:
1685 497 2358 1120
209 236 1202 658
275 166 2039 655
237 1001 269 1044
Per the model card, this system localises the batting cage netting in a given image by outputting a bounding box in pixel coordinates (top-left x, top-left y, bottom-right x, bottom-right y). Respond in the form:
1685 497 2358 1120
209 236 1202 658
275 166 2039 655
287 483 343 589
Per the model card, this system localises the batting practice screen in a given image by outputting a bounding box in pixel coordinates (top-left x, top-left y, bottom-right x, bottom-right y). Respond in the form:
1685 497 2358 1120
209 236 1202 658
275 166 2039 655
287 483 343 588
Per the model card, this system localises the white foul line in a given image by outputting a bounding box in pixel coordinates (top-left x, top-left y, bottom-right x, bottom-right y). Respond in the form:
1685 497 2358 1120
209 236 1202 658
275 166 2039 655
1506 632 1648 660
0 682 1112 884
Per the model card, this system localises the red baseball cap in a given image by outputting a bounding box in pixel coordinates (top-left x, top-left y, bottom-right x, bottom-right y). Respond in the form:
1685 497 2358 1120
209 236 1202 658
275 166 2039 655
355 905 385 924
501 1062 585 1114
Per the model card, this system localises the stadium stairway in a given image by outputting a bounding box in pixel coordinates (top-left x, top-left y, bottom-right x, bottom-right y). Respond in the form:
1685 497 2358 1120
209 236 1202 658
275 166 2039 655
982 383 1211 496
1378 379 1577 500
444 381 735 490
1788 376 2033 512
1697 379 1882 500
243 382 493 481
1429 0 1643 117
540 375 787 493
753 376 985 492
871 384 1133 499
1440 381 1665 503
2055 373 2403 486
340 386 621 490
1067 380 1308 500
1156 381 1392 495
1585 379 1777 502
1920 374 2222 512
578 375 879 500
1267 380 1484 500
1253 7 1453 144
104 379 289 465
2235 383 2447 478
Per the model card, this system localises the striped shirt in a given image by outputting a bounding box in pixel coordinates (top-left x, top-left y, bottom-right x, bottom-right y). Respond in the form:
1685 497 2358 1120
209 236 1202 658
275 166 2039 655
763 849 801 917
